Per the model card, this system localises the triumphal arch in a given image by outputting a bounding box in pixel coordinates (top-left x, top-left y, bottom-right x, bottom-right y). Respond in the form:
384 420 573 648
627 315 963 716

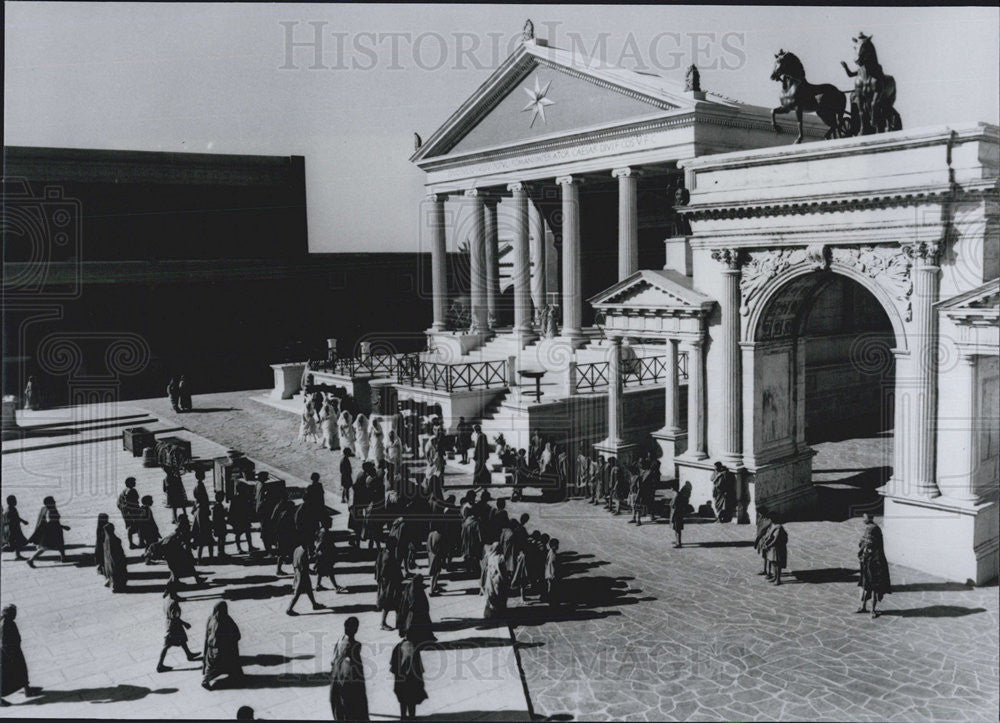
305 27 998 584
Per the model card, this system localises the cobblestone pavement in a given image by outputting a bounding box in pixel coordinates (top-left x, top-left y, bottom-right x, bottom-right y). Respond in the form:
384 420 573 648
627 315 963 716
3 390 997 721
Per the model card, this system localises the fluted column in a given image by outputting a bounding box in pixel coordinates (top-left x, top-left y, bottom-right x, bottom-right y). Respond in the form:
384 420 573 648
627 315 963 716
508 182 536 342
529 200 546 315
903 240 942 497
427 192 448 331
613 167 640 280
950 353 981 501
484 196 499 329
683 338 707 459
465 189 488 334
711 248 743 468
664 338 682 433
606 335 624 444
556 176 583 342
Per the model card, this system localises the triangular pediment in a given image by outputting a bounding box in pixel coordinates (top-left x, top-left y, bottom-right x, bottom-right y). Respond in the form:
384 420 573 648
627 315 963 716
412 41 740 163
589 269 715 311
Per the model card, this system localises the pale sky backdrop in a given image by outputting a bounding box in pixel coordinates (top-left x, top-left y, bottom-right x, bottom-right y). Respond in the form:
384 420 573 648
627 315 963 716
5 3 999 253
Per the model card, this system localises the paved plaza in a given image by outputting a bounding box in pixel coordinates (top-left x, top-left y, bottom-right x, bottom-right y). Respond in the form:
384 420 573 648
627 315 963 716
1 391 997 721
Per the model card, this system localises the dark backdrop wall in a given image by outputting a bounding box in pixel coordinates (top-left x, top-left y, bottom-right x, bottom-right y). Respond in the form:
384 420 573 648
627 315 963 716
2 146 457 406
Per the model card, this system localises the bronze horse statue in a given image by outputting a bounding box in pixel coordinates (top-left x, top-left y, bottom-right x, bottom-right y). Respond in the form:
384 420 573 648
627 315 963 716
841 32 901 135
770 50 847 143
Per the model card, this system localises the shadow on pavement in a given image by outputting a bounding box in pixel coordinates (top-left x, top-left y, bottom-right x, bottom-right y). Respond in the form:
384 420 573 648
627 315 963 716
879 605 987 618
16 685 179 705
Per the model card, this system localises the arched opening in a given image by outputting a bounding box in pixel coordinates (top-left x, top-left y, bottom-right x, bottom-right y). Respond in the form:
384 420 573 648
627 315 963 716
749 271 896 519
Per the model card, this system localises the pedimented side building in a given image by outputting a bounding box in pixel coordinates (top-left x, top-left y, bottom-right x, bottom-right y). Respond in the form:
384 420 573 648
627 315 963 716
314 31 998 584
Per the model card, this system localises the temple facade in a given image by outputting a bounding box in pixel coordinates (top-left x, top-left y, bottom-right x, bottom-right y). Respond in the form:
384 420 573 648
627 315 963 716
320 31 998 584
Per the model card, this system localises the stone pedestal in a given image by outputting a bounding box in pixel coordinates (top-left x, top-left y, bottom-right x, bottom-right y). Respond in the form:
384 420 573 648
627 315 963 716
271 362 307 400
594 439 638 468
2 395 19 440
883 493 998 585
652 429 687 477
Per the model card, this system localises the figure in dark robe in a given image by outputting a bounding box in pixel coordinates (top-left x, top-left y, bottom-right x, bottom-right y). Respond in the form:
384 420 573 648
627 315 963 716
671 482 691 548
389 639 427 720
117 477 142 548
148 529 204 586
460 507 484 578
340 450 354 504
544 538 560 604
711 462 735 523
1 605 31 705
375 538 403 631
94 512 110 576
315 519 347 593
167 377 181 412
178 375 192 411
227 486 254 554
2 496 30 559
102 522 129 592
751 504 772 576
157 599 200 672
472 426 491 487
162 467 188 523
272 496 298 575
329 616 369 722
765 514 788 586
202 601 243 690
287 545 323 615
137 496 162 551
211 492 228 558
425 528 447 596
27 497 70 567
857 512 891 618
396 574 436 644
191 494 215 561
456 416 472 464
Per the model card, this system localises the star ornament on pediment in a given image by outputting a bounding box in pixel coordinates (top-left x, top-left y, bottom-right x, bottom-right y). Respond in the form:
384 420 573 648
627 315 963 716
522 77 555 128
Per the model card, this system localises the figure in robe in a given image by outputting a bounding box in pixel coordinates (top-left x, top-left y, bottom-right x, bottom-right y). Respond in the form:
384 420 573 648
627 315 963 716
27 496 70 566
385 430 403 482
857 512 891 618
375 538 403 631
227 486 254 554
162 467 189 522
396 574 436 644
368 418 385 465
754 505 773 578
481 542 510 620
389 639 427 720
286 545 323 615
472 426 491 487
1 605 30 704
202 601 243 690
1 495 30 559
354 414 371 461
320 397 340 451
103 522 129 592
315 519 346 593
460 507 484 578
117 477 142 549
23 376 40 411
711 462 734 523
137 496 162 550
94 512 110 576
329 616 369 722
338 411 356 455
671 481 691 548
764 514 788 586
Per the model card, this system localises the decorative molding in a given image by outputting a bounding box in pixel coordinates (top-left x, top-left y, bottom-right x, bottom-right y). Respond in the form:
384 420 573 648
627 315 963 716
806 243 830 271
711 247 742 270
901 240 942 265
739 248 807 315
830 245 913 321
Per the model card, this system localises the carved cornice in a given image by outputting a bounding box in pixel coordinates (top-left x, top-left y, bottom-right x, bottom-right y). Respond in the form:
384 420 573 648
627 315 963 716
679 182 998 221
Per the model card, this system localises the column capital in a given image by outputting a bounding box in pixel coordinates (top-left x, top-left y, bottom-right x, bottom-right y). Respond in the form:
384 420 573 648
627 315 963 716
464 188 483 198
556 175 583 186
612 167 642 179
711 247 743 270
507 181 530 193
426 191 449 203
681 337 704 350
901 240 942 265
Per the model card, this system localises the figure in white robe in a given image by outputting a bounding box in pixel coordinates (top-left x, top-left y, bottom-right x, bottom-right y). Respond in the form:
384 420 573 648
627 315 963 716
338 411 356 455
386 430 403 472
354 414 371 461
369 418 385 465
320 397 340 451
298 398 320 444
